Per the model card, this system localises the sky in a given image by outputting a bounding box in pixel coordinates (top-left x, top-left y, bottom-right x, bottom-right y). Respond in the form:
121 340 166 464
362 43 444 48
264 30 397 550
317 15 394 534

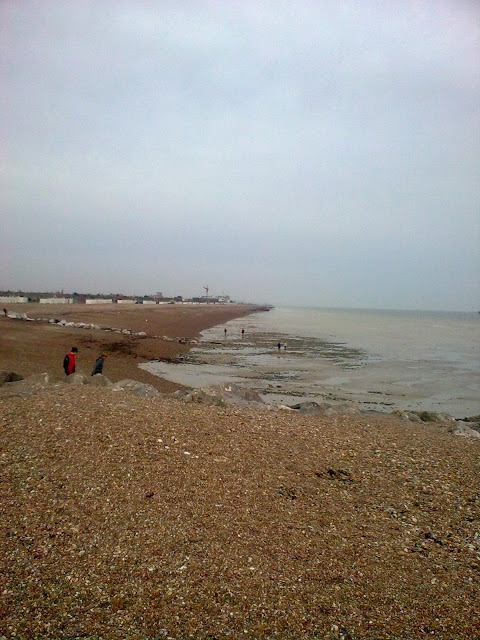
1 1 479 310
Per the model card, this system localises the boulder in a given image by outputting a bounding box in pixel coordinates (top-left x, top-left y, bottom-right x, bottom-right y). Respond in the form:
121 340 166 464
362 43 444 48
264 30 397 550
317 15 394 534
90 374 112 387
65 372 89 385
324 404 361 416
451 421 480 439
176 383 264 408
112 379 160 398
0 373 51 397
290 401 332 415
399 411 422 423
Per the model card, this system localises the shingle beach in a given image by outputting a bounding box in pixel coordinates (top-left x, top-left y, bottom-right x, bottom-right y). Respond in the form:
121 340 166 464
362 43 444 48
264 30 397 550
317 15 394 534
1 304 479 639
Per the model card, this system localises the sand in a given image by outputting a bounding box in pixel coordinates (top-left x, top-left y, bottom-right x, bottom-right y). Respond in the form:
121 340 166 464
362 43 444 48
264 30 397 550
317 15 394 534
0 302 264 393
1 304 479 639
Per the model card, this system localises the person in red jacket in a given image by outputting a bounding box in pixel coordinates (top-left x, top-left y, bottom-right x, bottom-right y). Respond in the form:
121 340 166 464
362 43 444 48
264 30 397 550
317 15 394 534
63 347 78 376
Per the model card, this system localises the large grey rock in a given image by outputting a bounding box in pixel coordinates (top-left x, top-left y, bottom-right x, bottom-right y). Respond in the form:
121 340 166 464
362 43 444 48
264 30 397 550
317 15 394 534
90 374 112 387
65 372 89 385
290 401 332 415
0 373 52 397
451 421 480 439
176 383 264 408
112 379 160 397
324 404 361 416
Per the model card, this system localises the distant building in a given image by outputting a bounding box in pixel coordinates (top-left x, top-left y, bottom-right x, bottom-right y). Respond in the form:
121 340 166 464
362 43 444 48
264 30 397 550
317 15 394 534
0 296 29 303
85 298 113 304
40 298 73 304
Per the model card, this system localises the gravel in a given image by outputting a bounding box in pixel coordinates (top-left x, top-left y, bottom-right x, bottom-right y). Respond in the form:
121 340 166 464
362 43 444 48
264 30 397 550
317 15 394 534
1 384 479 639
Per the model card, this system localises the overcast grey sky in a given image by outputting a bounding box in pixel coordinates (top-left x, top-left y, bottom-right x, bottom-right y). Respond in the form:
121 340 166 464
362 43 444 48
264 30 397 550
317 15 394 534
1 1 479 309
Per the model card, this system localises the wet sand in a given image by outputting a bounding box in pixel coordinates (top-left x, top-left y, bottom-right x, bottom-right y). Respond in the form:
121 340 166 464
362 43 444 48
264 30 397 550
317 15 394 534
0 303 265 392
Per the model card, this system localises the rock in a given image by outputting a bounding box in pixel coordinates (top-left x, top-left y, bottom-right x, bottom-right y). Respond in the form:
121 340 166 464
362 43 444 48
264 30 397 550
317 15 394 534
400 412 422 423
451 421 480 439
290 401 332 415
0 371 24 386
90 374 112 387
112 379 160 398
65 372 89 385
177 383 264 408
324 404 361 416
137 331 147 337
0 373 52 397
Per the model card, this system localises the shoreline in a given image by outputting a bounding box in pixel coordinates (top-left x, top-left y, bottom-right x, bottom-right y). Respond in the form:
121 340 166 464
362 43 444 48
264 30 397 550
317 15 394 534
0 302 268 393
1 304 479 637
2 302 478 422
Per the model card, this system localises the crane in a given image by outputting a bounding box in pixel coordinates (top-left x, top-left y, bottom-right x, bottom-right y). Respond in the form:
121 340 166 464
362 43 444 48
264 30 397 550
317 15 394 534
203 285 209 298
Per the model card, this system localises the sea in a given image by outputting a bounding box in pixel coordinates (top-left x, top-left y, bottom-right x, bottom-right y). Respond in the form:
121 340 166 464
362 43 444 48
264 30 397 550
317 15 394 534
139 307 480 418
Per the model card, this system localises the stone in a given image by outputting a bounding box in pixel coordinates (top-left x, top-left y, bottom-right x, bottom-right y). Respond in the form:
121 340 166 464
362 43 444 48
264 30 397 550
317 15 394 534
112 379 160 398
90 374 112 387
0 371 24 386
290 401 332 415
400 412 422 423
65 372 89 385
177 383 264 408
451 421 480 439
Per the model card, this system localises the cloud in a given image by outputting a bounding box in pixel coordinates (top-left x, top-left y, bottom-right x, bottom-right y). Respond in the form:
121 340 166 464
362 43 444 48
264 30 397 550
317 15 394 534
1 0 479 309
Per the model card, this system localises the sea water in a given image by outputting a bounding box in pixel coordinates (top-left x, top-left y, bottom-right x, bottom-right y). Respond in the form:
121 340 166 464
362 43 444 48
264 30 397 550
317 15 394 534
139 307 480 418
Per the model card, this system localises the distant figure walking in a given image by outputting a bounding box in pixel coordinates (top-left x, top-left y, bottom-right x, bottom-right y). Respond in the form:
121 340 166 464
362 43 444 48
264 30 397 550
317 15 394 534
241 328 245 337
224 328 227 337
277 342 282 351
63 347 78 376
3 308 7 317
91 353 107 376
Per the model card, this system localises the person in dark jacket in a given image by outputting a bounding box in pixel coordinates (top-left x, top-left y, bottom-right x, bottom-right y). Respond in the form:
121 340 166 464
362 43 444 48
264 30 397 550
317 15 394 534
91 353 107 376
63 347 78 376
